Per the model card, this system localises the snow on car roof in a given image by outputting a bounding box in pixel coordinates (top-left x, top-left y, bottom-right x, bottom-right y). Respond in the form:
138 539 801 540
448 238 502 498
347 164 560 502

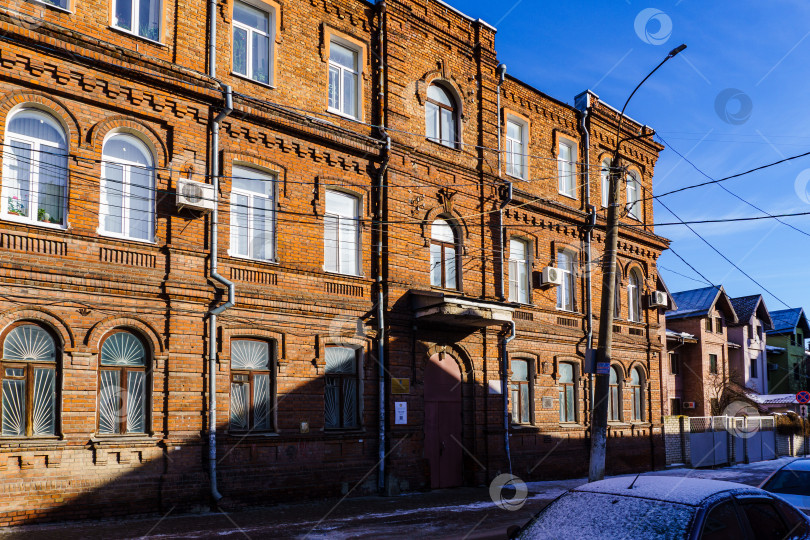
574 475 761 505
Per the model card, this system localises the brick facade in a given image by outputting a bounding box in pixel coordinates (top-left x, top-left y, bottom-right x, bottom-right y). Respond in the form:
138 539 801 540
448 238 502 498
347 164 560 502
0 0 670 524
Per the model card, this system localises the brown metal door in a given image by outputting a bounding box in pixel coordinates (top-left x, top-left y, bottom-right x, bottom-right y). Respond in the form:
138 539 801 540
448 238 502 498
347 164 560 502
424 353 462 488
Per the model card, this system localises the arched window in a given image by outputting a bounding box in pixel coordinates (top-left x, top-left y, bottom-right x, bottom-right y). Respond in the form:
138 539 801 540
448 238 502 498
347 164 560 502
626 172 641 220
2 109 68 227
98 331 148 434
613 267 622 319
100 134 155 242
230 339 274 432
600 158 611 207
430 218 459 289
631 367 645 421
425 84 457 148
608 365 621 422
1 323 58 436
558 362 576 423
627 269 643 322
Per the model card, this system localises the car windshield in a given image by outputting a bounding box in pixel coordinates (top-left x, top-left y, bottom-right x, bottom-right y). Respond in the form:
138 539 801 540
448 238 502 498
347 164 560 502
516 491 696 539
762 470 810 496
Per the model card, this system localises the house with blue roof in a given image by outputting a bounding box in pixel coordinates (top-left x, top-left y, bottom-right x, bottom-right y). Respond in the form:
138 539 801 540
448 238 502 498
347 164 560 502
765 308 809 394
727 295 773 395
665 286 739 417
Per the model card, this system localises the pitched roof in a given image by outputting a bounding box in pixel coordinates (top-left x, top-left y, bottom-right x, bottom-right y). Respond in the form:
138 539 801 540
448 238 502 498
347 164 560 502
729 295 774 329
767 308 810 334
667 286 738 323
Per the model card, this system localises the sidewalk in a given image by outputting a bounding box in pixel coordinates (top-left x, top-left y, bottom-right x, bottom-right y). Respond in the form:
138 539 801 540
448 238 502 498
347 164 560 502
1 458 792 539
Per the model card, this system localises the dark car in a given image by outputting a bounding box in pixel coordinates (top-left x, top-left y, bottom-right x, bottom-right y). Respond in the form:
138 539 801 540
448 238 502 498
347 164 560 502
510 475 810 539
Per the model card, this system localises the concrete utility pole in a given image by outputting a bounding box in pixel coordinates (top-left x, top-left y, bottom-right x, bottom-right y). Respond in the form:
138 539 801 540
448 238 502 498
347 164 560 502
588 44 686 483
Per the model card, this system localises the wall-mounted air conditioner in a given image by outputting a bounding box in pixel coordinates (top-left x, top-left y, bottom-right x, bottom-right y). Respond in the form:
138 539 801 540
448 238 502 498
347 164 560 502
648 291 669 308
540 266 564 287
683 401 696 409
176 178 216 212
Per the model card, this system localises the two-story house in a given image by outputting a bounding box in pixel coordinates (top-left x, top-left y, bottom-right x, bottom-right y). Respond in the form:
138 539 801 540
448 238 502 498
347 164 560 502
0 0 673 525
665 286 739 416
766 308 810 394
727 295 773 395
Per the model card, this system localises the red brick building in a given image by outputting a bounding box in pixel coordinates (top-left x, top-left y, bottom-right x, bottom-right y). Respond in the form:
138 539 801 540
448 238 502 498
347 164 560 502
0 0 673 524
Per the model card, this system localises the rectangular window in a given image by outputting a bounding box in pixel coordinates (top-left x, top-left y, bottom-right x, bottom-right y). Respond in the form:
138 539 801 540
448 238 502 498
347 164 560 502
557 141 575 198
328 41 360 118
600 159 611 207
669 352 680 375
558 362 576 423
750 359 758 379
324 347 359 429
508 238 530 304
709 354 718 374
505 118 527 179
112 0 162 42
556 250 575 312
230 166 275 261
715 317 723 333
705 318 713 332
232 1 273 85
510 359 530 424
324 190 360 275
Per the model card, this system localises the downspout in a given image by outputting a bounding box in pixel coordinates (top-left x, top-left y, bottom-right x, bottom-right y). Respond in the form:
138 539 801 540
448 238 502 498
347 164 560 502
495 63 513 475
375 0 390 494
207 0 232 502
207 85 233 504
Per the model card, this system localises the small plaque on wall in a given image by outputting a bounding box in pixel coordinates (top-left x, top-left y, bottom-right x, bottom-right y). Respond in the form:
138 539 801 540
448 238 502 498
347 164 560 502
391 378 410 394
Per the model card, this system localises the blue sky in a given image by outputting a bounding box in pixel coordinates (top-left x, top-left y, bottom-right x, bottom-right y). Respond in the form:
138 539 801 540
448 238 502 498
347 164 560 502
448 0 810 314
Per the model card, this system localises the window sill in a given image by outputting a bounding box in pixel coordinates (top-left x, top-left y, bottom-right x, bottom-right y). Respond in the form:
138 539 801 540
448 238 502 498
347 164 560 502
326 107 360 123
558 191 577 200
227 252 279 265
425 138 461 152
31 0 72 13
505 171 526 181
0 436 64 449
225 431 279 439
108 25 166 47
322 428 365 435
323 269 367 280
98 230 156 245
232 72 276 89
1 215 67 230
555 308 582 316
90 434 161 447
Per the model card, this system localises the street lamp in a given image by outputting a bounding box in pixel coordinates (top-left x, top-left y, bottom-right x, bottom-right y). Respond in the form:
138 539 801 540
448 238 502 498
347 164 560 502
588 44 686 483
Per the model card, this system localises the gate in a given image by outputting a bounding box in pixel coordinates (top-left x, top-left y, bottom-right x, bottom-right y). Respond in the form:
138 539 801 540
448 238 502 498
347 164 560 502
689 417 729 467
686 416 777 467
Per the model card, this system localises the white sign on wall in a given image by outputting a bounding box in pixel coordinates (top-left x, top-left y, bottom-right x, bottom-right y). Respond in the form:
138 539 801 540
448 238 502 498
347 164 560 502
395 402 407 425
489 380 502 395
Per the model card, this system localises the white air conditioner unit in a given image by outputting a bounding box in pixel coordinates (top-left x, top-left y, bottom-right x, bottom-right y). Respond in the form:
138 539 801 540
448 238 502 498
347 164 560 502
682 401 696 409
649 291 668 308
176 178 215 212
540 266 564 287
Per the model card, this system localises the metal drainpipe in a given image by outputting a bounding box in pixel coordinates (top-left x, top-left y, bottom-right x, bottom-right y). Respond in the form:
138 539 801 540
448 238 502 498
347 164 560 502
375 0 390 494
207 85 233 503
495 63 513 475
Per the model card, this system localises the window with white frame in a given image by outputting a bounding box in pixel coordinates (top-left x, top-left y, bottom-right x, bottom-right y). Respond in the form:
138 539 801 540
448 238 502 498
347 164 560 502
2 109 68 227
508 238 530 304
627 269 642 322
112 0 162 41
324 346 359 429
37 0 70 9
230 166 275 261
324 190 360 275
558 362 576 422
430 218 458 289
556 249 575 311
505 117 527 179
557 140 575 198
1 323 58 437
98 331 148 434
510 359 531 424
626 172 641 220
608 365 621 422
600 158 611 207
229 339 273 432
232 1 273 85
328 40 360 119
100 134 155 242
425 84 457 148
631 367 644 421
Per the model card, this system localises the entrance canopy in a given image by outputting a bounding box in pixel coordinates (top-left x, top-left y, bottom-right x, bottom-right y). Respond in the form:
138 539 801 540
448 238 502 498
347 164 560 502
410 290 514 328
